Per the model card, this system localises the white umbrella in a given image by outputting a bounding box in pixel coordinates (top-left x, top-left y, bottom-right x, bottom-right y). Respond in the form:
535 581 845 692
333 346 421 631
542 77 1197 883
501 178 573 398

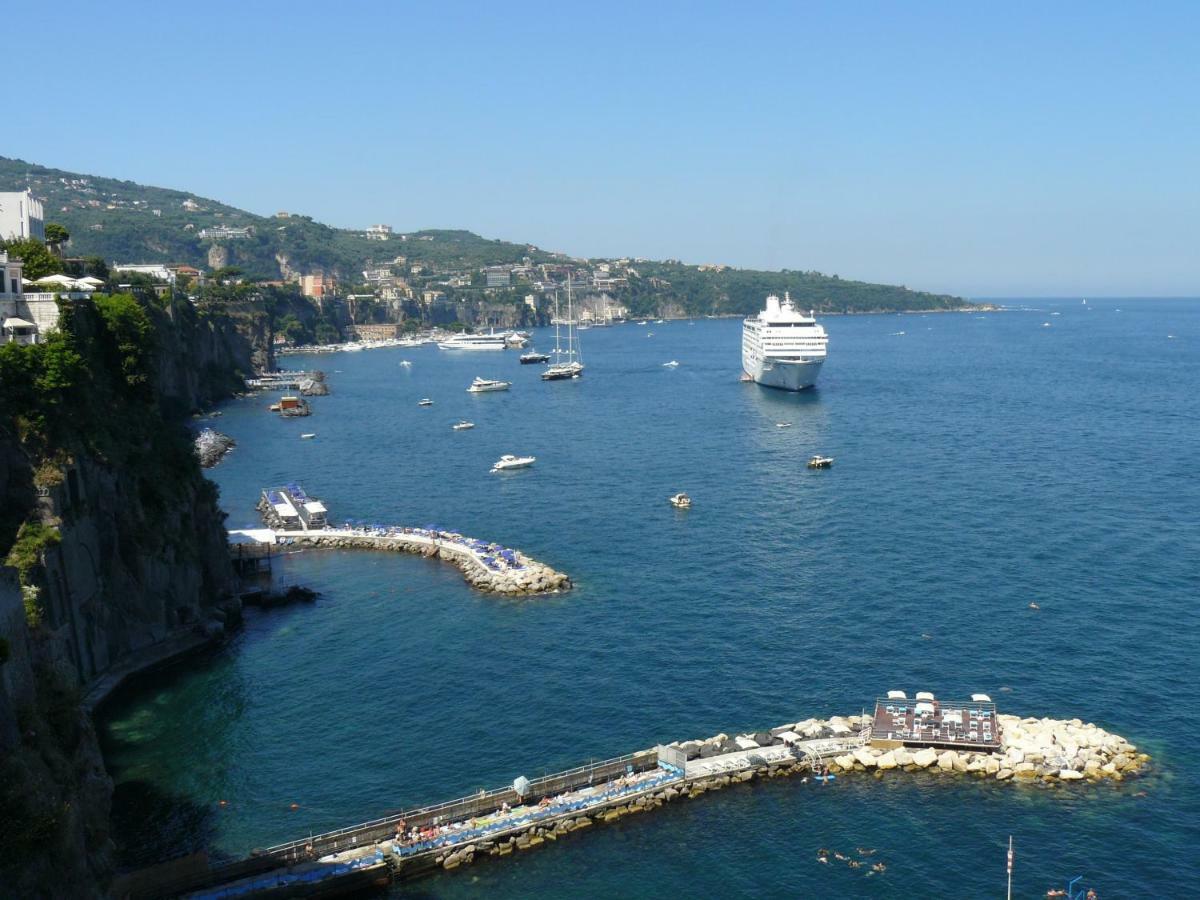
77 276 105 286
34 274 76 286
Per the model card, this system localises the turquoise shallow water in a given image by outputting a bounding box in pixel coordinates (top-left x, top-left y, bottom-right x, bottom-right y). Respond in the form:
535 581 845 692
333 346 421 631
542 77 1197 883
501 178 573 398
101 300 1200 897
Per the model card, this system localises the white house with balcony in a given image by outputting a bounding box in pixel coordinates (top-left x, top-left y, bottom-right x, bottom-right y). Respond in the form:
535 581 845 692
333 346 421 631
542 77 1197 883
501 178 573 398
0 251 64 344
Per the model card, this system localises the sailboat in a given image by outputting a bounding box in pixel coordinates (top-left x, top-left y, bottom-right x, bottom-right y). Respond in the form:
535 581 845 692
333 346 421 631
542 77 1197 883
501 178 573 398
543 275 585 381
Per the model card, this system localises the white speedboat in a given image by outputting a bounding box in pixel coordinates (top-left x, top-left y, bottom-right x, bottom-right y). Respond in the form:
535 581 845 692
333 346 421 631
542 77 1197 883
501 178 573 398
491 454 536 472
663 360 679 368
301 433 317 439
669 492 691 509
807 455 834 469
775 422 792 428
467 377 511 393
742 292 828 391
452 421 475 430
437 333 506 351
418 398 434 406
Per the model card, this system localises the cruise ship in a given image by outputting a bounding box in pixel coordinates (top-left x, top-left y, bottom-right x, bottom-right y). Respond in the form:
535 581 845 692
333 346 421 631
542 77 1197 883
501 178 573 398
436 333 506 351
741 293 828 391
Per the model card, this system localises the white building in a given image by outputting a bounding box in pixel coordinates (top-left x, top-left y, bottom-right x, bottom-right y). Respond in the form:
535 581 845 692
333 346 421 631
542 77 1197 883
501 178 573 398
198 225 253 240
365 224 392 241
1 250 61 344
112 263 175 283
0 190 45 241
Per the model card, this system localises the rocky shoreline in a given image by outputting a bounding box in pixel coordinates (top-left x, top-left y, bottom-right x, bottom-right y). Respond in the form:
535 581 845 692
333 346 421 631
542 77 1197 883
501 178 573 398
194 428 235 468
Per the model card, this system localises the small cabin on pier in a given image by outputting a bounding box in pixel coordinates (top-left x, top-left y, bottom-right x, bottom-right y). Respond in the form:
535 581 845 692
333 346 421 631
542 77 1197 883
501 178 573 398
870 691 1001 752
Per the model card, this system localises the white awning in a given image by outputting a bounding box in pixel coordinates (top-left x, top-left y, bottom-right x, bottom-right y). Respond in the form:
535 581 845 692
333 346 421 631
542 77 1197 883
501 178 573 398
915 691 935 701
35 274 76 285
971 694 993 703
3 317 36 328
915 701 935 715
77 276 105 285
303 501 327 513
887 690 907 700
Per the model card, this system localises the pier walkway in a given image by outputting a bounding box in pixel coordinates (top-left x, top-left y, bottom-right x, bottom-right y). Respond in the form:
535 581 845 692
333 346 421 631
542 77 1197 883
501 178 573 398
171 733 863 899
229 524 571 595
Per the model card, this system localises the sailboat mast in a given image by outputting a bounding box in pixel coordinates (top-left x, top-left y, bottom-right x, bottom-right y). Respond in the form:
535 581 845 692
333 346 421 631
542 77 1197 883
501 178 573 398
566 274 574 359
553 290 562 360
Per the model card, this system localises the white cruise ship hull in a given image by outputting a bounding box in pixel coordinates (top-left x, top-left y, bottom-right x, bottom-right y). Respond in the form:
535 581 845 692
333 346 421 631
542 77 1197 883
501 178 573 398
745 356 824 391
437 341 505 350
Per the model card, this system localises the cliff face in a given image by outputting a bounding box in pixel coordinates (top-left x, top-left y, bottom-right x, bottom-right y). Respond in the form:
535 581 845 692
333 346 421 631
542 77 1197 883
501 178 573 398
0 293 252 896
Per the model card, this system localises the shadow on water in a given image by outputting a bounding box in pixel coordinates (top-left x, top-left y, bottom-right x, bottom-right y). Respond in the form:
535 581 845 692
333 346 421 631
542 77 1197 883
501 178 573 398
110 779 221 870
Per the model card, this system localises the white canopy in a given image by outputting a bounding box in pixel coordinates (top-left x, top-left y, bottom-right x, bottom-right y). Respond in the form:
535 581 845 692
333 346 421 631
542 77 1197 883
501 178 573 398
3 317 36 328
915 701 935 715
915 691 935 701
77 276 105 285
35 273 76 286
887 690 907 700
971 693 992 703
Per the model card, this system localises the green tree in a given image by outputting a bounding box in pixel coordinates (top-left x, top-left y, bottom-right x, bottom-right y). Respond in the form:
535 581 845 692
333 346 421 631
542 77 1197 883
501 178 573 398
0 237 62 281
43 223 70 256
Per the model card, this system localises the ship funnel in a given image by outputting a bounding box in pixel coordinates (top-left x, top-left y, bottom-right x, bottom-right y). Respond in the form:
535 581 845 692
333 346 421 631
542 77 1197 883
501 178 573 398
766 294 780 314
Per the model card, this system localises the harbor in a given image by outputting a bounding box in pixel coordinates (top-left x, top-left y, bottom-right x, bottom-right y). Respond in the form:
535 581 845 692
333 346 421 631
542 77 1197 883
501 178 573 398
126 697 1147 900
237 483 571 595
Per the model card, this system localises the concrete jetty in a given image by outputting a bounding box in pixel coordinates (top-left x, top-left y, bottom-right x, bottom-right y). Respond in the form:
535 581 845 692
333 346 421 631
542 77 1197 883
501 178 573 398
154 701 1147 900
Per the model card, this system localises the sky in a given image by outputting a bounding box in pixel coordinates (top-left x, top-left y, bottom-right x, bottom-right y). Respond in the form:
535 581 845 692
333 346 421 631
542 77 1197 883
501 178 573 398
7 1 1199 296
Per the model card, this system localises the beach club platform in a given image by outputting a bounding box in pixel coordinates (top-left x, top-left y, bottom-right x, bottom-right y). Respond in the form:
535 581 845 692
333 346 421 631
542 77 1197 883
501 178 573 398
870 691 1001 752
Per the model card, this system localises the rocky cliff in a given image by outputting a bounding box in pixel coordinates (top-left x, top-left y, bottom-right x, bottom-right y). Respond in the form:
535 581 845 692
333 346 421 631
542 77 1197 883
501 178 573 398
0 292 253 896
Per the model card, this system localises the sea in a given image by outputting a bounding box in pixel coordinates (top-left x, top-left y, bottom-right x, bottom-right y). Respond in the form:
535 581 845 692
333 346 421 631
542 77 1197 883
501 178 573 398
100 299 1200 898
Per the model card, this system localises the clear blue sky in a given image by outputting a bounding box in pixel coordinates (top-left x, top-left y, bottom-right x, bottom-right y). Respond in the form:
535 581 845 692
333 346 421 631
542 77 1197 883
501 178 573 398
9 1 1198 296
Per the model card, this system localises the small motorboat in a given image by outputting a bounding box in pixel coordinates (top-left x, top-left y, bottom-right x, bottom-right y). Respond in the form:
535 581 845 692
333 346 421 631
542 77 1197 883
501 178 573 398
301 433 317 439
775 422 792 428
807 455 834 469
491 454 536 472
452 421 475 431
418 398 434 406
662 360 679 368
669 492 691 509
467 377 511 393
399 360 413 367
520 351 550 364
268 403 281 412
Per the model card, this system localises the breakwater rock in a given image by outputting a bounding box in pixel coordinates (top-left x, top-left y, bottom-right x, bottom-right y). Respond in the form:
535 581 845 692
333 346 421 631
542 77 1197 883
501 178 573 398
286 531 571 596
823 714 1148 782
194 428 235 468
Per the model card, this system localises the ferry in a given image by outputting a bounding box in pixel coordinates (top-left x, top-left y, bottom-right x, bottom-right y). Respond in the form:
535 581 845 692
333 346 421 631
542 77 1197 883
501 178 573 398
467 377 511 393
437 333 506 351
742 293 828 391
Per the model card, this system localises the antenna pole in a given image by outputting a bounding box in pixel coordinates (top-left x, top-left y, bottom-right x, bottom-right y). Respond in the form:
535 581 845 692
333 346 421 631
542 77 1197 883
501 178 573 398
1007 835 1013 900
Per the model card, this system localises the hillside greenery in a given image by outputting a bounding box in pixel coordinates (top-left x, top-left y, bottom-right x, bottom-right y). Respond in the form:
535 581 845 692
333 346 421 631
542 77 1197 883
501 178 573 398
1 155 974 315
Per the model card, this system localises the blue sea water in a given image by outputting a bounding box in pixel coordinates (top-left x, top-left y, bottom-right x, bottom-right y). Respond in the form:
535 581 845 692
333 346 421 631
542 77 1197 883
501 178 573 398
100 300 1200 898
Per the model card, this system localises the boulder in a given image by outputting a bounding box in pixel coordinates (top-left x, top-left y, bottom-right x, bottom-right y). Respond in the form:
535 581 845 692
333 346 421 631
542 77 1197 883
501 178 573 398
996 768 1014 780
912 748 938 768
984 757 1001 775
876 751 898 770
834 754 856 771
1058 769 1084 780
937 750 959 771
893 748 914 766
829 717 854 736
853 748 878 768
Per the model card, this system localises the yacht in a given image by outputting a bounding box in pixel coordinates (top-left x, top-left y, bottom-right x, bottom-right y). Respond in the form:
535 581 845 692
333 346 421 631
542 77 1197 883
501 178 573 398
437 333 506 351
503 331 530 348
418 398 434 406
543 277 585 381
467 377 511 393
742 292 828 391
491 454 536 472
520 351 550 364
